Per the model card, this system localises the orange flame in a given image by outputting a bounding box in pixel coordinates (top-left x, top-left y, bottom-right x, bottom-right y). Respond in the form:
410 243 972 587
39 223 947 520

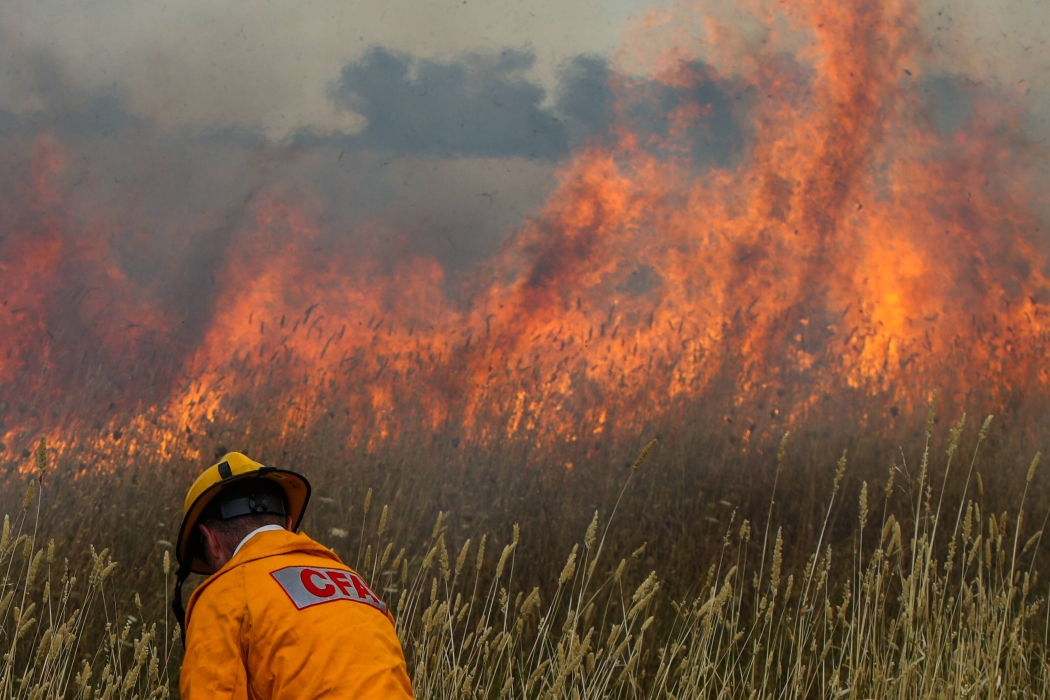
2 0 1048 462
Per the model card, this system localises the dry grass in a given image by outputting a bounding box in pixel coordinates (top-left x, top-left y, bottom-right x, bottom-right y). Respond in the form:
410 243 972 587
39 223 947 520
1 402 1049 698
0 484 176 699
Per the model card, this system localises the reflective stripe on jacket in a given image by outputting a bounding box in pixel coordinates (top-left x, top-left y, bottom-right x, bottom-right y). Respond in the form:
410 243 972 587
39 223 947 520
180 529 413 700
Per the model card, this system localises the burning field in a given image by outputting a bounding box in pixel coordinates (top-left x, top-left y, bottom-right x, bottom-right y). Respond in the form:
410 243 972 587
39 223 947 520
1 0 1048 462
0 0 1050 695
0 0 1045 459
0 0 1048 611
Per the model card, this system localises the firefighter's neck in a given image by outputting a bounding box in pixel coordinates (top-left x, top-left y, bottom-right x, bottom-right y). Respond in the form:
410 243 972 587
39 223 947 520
199 518 294 573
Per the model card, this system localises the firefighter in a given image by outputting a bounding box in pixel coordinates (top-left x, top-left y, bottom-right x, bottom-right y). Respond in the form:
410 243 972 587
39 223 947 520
172 452 414 699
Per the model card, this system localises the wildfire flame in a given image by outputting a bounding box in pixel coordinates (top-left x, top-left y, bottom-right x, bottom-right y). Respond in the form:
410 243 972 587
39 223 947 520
1 0 1047 463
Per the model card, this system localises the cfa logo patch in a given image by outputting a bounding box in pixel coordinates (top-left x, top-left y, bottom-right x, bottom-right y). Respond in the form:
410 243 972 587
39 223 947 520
271 566 388 614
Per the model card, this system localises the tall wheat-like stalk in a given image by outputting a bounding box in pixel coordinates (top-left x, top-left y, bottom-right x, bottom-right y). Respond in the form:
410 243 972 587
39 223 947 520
0 443 177 700
1 415 1048 699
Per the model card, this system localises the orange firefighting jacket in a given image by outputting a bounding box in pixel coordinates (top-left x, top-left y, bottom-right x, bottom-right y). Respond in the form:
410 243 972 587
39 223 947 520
180 528 413 700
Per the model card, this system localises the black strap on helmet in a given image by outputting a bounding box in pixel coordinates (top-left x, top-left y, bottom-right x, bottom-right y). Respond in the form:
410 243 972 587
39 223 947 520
218 492 287 519
171 539 196 648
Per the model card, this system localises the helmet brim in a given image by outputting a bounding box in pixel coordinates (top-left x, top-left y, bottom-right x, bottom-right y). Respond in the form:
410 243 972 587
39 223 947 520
175 468 311 575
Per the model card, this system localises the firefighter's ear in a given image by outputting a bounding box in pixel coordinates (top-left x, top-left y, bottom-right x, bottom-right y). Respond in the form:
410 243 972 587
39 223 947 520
198 523 215 551
197 524 223 573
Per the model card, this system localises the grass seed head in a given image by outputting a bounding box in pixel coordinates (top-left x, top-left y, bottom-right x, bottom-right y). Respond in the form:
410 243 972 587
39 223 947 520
633 439 657 471
979 414 994 441
777 432 789 464
36 434 48 475
520 587 541 618
431 511 444 540
455 539 471 576
27 548 44 586
476 534 487 572
926 390 939 436
859 482 869 529
948 413 966 458
378 505 388 536
380 542 394 570
24 478 35 510
438 537 450 581
496 543 515 579
560 544 579 585
770 528 783 593
584 511 598 549
632 571 657 604
833 451 848 494
1023 531 1042 554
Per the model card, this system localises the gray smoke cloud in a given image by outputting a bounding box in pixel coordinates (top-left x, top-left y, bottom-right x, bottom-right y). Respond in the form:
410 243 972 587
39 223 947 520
321 47 745 165
0 32 1031 366
0 40 1004 289
0 41 755 385
330 48 569 159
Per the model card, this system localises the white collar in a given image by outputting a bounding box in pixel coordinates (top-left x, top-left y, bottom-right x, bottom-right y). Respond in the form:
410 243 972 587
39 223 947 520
232 524 286 558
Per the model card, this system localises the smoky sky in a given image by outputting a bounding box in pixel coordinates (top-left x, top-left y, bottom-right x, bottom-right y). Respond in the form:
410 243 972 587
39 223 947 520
0 41 988 317
330 48 570 159
0 42 762 377
0 25 1025 422
324 47 745 163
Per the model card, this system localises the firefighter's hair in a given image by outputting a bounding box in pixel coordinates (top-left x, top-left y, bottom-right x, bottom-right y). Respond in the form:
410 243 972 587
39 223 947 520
201 511 287 549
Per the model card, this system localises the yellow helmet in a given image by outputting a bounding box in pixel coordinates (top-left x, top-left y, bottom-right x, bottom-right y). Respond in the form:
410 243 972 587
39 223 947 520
175 452 311 574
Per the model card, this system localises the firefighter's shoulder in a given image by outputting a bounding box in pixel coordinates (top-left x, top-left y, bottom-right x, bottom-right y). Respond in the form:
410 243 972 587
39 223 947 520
240 538 391 620
184 561 251 633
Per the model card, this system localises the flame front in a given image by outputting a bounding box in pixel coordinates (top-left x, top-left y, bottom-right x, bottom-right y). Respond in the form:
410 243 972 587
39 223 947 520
1 0 1047 462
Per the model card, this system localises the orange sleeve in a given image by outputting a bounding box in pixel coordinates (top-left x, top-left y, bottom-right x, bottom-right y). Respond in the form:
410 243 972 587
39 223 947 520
179 581 252 700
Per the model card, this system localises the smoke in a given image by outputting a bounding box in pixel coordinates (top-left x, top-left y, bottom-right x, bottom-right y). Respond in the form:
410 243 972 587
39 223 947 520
0 41 745 403
0 0 1047 457
0 43 746 275
330 47 569 159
